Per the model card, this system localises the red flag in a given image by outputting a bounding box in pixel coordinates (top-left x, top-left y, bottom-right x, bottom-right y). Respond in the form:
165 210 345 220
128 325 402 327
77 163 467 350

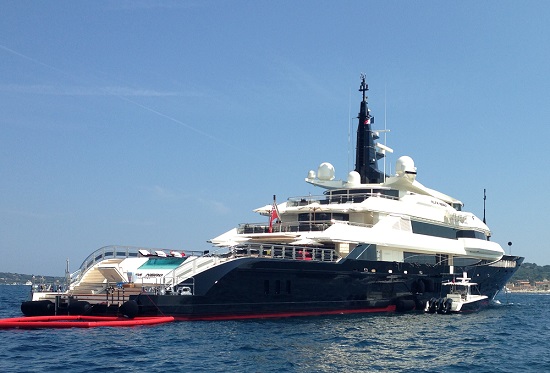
268 197 281 233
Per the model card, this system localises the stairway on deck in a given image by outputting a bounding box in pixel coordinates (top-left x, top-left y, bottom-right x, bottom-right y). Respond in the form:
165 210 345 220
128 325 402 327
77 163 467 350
71 258 123 294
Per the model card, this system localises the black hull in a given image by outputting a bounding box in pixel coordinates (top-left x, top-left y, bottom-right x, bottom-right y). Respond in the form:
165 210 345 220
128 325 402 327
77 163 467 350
22 255 522 319
131 255 522 320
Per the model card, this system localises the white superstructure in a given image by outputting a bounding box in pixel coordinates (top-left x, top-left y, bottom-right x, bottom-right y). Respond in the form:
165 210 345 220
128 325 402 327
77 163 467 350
211 155 505 266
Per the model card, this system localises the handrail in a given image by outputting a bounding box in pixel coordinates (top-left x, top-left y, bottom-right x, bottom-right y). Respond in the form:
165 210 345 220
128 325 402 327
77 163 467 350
70 244 339 296
70 245 204 286
162 255 218 290
238 220 333 234
286 189 398 207
237 219 373 234
161 243 339 291
232 243 339 262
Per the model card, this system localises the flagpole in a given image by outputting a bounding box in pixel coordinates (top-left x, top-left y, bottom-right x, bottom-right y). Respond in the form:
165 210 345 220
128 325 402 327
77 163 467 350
273 195 282 223
268 195 282 233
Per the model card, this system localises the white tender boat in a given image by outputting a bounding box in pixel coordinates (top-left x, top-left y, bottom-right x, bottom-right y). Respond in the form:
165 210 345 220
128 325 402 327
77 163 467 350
425 272 489 313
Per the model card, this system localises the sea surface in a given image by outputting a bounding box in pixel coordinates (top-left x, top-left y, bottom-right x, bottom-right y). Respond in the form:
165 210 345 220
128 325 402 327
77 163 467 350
0 285 548 373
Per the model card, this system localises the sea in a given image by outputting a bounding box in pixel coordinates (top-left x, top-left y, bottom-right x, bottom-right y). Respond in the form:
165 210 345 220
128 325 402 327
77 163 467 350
0 285 548 373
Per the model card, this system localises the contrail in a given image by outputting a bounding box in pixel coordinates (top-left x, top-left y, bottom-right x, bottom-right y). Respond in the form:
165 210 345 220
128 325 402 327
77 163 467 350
0 44 67 75
0 43 241 151
115 93 233 147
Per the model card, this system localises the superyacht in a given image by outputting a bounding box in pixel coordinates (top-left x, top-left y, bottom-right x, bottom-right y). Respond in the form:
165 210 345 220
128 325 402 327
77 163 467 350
21 76 522 320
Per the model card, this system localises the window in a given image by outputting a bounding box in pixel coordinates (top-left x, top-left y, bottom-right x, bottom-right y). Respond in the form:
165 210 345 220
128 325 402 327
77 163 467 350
456 230 487 240
404 252 437 265
411 221 456 239
298 213 349 222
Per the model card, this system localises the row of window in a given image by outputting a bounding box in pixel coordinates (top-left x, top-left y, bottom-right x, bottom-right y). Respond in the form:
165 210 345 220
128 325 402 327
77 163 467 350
328 188 399 198
411 220 488 240
403 252 481 266
296 212 487 241
297 213 349 222
264 279 291 295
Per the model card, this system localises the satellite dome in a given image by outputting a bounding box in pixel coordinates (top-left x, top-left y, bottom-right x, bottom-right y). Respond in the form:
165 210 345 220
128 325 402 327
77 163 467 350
347 171 361 186
396 156 417 178
317 162 335 181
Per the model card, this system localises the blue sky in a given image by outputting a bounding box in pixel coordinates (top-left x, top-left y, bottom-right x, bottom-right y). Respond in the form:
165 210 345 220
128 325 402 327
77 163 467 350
1 1 549 276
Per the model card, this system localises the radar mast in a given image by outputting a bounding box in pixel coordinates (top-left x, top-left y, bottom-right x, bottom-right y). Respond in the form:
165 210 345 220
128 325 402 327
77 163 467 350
355 74 385 184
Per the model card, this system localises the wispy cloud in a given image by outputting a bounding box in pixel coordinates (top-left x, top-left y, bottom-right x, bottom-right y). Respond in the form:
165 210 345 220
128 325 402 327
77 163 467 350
145 185 230 215
0 84 182 97
107 0 205 11
0 43 239 151
116 219 157 227
2 208 70 219
270 55 334 100
196 197 230 215
149 185 183 201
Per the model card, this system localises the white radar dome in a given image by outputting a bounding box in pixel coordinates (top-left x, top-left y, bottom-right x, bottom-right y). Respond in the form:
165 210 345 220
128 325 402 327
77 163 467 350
317 162 335 181
395 156 417 178
347 171 361 186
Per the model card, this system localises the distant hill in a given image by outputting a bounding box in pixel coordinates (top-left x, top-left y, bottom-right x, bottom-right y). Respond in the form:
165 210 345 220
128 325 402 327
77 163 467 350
510 263 550 283
0 272 64 285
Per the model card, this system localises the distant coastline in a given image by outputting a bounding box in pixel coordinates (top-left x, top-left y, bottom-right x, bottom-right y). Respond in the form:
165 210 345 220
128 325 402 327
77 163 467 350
0 272 64 286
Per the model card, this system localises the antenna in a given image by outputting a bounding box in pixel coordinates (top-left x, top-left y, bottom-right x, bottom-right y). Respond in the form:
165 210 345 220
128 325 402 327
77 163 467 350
65 258 70 289
384 84 388 182
348 88 351 172
483 189 487 224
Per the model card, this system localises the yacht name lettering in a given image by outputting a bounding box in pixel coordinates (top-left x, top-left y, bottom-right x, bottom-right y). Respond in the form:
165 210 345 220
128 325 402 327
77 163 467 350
444 213 467 224
430 200 447 207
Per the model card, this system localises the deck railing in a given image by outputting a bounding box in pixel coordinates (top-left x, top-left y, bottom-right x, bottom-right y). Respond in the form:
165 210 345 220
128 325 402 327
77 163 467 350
160 243 339 292
238 220 333 234
231 243 338 262
70 245 204 286
286 190 398 207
